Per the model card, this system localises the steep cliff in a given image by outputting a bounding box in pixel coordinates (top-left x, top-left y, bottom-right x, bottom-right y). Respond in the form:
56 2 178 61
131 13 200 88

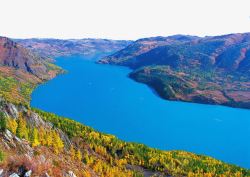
0 37 61 80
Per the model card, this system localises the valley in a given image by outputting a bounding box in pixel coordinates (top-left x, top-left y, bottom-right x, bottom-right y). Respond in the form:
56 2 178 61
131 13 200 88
0 35 249 176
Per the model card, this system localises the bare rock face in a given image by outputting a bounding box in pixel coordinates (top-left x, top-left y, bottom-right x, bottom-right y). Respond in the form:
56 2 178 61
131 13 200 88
26 111 51 129
7 169 31 177
0 98 26 119
9 173 19 177
66 171 77 177
2 129 33 155
3 102 19 119
0 169 3 177
24 170 32 177
45 173 50 177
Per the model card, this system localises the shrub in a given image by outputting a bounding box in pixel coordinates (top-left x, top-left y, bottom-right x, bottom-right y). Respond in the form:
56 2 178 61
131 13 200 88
0 149 5 162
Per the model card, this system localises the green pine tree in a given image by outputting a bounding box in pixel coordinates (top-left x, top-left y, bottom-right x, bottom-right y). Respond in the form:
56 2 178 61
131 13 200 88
0 112 7 132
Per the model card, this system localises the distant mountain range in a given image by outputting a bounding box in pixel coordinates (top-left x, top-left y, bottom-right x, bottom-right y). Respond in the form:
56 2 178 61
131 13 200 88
16 38 132 59
4 34 250 108
99 33 250 108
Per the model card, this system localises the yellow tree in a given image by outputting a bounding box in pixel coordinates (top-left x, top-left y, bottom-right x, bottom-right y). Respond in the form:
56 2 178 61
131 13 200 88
70 145 76 160
52 130 64 154
45 131 53 146
38 127 46 145
16 115 28 140
31 127 40 147
76 149 82 161
82 170 91 177
7 118 18 134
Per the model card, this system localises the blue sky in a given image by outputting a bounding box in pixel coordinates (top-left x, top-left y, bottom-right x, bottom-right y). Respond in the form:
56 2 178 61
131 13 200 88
0 0 249 40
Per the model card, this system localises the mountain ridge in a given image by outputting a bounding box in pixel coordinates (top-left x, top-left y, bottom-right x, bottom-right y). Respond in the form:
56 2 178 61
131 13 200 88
16 38 132 59
99 32 250 109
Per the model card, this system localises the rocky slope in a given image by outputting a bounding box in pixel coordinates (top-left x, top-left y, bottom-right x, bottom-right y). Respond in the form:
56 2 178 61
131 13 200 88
99 33 250 108
0 98 97 177
0 37 61 80
16 38 132 59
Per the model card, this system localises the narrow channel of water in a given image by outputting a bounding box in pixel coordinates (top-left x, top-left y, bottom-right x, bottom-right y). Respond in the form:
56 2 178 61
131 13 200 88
31 56 250 168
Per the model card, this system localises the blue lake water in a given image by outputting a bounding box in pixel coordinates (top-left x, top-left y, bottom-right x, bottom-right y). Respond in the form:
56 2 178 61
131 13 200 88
31 56 250 168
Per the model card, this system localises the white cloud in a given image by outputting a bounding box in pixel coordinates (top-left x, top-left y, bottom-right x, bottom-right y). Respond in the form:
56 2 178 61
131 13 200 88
0 0 249 40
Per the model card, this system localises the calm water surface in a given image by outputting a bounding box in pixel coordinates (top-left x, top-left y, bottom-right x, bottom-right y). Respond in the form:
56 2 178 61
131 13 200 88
31 56 250 168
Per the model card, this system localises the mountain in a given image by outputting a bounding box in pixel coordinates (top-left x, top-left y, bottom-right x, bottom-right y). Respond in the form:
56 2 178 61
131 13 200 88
99 33 250 109
98 35 199 65
0 37 62 106
16 38 132 59
99 33 250 71
0 37 61 80
0 36 249 176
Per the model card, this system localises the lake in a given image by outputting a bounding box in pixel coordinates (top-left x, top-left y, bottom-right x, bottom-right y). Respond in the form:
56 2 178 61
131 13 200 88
31 55 250 168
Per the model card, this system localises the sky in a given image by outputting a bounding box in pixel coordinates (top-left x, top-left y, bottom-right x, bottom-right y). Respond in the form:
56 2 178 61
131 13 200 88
0 0 249 40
